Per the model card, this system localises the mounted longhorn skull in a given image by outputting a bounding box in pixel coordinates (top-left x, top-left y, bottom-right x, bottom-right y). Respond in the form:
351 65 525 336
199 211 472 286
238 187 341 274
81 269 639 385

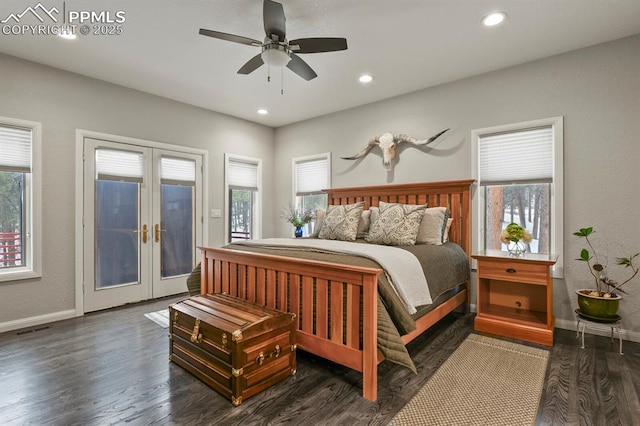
341 128 450 170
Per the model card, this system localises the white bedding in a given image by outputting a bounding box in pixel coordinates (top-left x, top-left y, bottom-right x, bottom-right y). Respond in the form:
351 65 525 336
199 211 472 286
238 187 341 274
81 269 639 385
232 238 431 314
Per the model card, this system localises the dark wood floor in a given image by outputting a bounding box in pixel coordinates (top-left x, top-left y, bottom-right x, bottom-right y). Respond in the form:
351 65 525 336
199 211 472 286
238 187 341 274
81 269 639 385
1 295 639 426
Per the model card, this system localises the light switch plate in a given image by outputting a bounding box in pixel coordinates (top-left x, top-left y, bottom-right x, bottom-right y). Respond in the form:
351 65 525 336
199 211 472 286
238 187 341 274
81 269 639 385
210 209 222 218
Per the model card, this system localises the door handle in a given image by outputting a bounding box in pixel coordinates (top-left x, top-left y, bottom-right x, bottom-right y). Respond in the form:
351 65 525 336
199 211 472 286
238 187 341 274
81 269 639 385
133 224 148 243
155 224 166 243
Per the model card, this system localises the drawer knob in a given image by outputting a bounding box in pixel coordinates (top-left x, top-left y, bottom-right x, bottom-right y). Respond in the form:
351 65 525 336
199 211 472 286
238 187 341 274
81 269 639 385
506 268 517 274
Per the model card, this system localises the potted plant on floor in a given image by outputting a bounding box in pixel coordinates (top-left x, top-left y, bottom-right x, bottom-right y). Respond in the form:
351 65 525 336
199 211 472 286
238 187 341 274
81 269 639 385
574 226 639 320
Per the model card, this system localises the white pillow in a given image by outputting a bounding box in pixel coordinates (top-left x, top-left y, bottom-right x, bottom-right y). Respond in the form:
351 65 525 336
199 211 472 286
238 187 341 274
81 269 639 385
416 207 450 245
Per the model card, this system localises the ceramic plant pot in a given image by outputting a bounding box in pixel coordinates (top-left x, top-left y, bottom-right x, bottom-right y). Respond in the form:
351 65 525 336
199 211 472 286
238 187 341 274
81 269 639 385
576 289 621 318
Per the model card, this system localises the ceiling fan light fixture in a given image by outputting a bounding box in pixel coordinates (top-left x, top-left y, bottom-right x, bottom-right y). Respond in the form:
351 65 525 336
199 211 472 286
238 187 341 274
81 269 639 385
482 11 506 26
261 44 291 67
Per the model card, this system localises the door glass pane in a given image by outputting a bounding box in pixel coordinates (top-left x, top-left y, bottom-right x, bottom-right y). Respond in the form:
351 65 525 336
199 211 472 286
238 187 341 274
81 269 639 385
161 184 193 278
95 180 139 289
0 171 25 268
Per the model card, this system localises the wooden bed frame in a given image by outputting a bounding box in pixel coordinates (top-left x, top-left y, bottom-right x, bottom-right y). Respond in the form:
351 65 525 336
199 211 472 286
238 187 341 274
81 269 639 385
200 179 474 401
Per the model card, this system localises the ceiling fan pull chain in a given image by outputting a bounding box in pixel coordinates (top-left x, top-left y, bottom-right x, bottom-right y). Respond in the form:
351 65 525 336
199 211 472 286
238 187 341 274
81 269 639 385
281 67 284 95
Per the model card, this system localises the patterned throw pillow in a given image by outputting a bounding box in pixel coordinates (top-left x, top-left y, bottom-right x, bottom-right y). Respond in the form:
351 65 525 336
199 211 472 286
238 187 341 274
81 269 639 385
366 201 427 246
318 202 365 241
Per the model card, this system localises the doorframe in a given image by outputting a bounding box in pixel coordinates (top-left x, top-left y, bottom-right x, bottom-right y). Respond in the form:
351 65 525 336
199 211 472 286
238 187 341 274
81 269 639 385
74 129 209 316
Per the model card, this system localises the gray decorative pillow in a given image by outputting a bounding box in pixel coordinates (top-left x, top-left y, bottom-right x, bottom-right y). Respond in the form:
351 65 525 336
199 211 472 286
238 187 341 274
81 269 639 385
356 209 371 239
318 202 365 241
416 207 451 245
185 263 201 296
310 209 326 238
442 217 454 243
366 201 426 246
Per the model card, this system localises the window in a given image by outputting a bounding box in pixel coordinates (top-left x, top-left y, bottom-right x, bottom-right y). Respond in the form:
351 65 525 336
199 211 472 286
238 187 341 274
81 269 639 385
225 154 261 242
473 117 563 276
0 117 41 281
293 153 330 236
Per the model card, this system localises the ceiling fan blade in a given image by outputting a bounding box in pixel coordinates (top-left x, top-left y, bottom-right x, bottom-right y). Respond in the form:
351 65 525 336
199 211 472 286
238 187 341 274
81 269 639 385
199 29 262 47
263 0 286 42
286 53 317 81
237 53 265 74
289 37 348 54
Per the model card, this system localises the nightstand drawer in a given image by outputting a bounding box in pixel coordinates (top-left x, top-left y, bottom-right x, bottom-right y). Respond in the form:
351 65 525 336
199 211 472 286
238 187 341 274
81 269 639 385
477 258 549 285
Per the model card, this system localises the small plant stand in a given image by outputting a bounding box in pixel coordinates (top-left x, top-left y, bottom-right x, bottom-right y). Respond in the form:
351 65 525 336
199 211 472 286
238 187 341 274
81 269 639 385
575 312 623 355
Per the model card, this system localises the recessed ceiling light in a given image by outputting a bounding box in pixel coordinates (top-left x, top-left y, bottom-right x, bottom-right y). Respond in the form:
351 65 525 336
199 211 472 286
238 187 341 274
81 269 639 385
58 31 77 40
359 74 373 83
257 109 269 115
482 12 506 27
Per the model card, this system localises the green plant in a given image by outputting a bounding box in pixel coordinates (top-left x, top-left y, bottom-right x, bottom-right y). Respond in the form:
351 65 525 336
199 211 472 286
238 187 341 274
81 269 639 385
280 204 314 227
574 226 639 296
500 222 532 244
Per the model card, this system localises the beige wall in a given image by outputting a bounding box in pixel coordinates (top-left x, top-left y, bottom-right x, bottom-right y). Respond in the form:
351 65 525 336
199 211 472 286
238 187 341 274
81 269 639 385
273 34 640 335
0 53 275 325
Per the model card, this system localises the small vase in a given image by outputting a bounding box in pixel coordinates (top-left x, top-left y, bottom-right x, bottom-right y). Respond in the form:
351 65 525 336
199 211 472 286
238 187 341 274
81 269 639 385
294 226 303 238
507 240 526 256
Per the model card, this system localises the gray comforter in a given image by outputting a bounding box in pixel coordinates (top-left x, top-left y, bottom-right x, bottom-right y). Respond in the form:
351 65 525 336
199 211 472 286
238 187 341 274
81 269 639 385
226 240 470 372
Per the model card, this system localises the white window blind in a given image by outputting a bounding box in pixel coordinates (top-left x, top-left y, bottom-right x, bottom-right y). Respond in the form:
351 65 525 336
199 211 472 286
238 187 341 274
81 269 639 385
0 125 32 173
295 157 329 195
228 158 258 190
479 126 553 185
96 148 144 183
161 157 196 186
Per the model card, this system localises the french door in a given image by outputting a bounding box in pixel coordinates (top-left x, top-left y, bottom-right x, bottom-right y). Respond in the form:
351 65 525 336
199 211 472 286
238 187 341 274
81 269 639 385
82 138 203 312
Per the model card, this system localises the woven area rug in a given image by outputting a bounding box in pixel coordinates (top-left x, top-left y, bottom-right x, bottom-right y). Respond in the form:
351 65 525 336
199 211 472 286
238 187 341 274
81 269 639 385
390 334 549 426
144 309 169 328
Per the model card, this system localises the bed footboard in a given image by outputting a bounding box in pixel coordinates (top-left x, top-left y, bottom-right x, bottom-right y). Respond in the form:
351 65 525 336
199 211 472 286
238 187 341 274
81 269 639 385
200 246 383 401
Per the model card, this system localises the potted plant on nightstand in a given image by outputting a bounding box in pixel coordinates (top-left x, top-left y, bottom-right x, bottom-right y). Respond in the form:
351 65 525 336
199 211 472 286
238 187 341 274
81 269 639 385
500 222 532 256
281 204 314 238
574 226 639 320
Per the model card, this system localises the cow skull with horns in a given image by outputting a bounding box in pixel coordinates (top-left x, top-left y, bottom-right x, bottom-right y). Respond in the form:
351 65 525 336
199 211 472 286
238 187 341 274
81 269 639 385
341 128 450 170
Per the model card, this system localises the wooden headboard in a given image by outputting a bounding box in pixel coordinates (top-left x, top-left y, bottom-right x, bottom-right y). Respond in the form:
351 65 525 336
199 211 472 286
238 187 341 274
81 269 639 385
324 179 475 257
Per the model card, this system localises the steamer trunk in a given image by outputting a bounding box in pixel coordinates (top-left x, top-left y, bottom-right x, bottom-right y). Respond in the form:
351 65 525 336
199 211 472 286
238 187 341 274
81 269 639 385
169 294 296 406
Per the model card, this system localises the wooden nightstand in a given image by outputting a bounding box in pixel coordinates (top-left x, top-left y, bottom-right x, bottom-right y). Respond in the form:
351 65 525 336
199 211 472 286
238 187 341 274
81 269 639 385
472 250 558 346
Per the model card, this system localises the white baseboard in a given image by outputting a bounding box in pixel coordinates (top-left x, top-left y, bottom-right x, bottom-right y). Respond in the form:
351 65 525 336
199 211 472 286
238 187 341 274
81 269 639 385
555 318 640 344
0 309 77 334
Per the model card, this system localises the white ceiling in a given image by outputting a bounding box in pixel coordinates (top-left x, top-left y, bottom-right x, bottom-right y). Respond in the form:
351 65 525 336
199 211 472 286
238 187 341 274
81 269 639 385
2 0 640 127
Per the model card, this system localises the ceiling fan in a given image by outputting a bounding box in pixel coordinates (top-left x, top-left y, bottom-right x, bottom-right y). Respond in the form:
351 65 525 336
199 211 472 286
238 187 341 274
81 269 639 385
199 0 348 81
